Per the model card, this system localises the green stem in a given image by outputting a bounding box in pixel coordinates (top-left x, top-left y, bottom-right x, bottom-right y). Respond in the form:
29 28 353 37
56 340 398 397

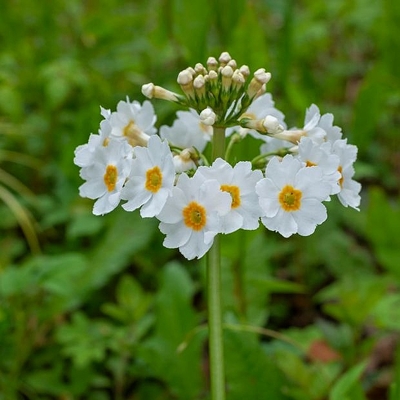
207 126 226 400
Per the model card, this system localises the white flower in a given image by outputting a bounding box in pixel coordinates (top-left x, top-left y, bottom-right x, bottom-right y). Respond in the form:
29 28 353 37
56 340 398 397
109 98 157 147
78 138 133 216
226 93 286 139
274 104 326 144
121 135 175 217
256 155 331 237
196 158 263 233
157 172 231 260
331 139 361 210
160 109 211 152
318 113 342 142
74 114 112 168
297 137 341 196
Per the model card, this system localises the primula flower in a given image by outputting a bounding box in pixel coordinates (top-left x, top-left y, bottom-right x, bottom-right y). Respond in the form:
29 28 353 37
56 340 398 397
74 115 112 168
157 172 231 260
331 139 361 210
121 135 175 217
78 138 132 216
160 109 212 152
109 98 157 147
197 158 263 233
297 137 341 196
273 104 326 144
256 155 331 237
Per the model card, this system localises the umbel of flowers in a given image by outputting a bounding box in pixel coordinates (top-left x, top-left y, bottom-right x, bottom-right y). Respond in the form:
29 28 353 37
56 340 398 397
74 51 361 260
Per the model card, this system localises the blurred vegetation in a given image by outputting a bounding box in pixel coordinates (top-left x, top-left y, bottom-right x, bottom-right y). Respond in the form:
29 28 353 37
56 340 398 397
1 0 400 399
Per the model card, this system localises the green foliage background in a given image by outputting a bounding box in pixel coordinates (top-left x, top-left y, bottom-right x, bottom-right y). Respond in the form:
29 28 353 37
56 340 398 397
1 0 399 399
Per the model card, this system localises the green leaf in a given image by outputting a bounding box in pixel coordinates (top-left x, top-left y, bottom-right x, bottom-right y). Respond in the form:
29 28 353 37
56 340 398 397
224 330 289 400
329 361 367 400
139 262 204 400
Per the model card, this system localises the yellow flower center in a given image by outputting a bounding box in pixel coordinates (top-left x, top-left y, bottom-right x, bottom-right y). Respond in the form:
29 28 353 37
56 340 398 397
338 166 344 187
145 166 163 193
104 165 118 192
278 185 302 212
306 160 316 167
182 201 207 231
221 184 241 208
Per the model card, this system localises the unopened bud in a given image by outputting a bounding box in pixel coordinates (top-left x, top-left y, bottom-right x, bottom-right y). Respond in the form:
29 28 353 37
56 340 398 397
194 63 206 75
207 56 218 71
239 65 250 78
142 83 181 102
177 69 195 99
262 115 284 134
199 107 216 126
247 70 272 99
219 51 231 66
221 65 234 91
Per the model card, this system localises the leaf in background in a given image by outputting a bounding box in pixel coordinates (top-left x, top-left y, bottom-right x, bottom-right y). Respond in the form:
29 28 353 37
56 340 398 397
139 262 204 400
329 361 367 400
224 329 289 400
365 187 400 277
82 209 157 291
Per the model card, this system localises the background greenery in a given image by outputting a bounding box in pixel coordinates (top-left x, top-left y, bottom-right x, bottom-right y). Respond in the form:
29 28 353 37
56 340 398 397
1 0 399 399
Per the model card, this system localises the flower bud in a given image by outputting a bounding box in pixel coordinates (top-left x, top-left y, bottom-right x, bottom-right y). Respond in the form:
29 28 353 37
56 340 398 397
219 51 231 66
199 107 216 126
141 83 181 102
207 56 218 71
262 115 284 134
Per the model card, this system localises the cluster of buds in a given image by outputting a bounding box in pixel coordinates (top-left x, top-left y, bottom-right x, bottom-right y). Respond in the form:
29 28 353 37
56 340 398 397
142 51 272 127
74 52 361 260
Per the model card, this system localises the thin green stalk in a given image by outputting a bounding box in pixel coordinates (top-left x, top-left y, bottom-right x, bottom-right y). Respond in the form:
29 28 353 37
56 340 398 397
207 126 226 400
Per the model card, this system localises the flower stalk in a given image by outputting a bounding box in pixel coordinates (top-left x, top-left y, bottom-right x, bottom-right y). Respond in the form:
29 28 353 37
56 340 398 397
207 125 226 400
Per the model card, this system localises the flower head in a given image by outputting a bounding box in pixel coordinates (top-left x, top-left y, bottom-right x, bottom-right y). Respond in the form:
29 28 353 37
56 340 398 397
256 155 331 237
156 172 231 259
121 135 175 217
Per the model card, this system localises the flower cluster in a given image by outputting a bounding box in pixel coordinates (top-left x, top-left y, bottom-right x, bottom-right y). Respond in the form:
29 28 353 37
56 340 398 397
74 52 361 259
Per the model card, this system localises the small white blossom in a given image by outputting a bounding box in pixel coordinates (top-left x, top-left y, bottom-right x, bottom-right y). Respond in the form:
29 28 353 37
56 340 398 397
197 159 263 233
109 98 157 146
297 137 341 196
331 139 361 210
121 135 175 217
256 155 331 237
157 172 231 260
78 138 132 216
160 109 211 152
